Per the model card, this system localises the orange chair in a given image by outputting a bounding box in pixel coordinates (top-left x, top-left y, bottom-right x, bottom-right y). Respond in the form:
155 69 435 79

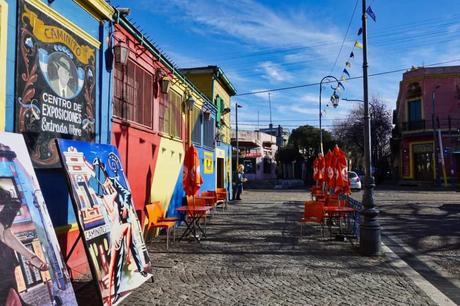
300 201 325 237
186 196 209 235
200 191 218 210
216 188 228 209
145 201 176 250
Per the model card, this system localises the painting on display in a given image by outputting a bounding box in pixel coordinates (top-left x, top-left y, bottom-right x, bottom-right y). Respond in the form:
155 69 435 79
56 139 151 306
0 132 77 306
15 0 96 168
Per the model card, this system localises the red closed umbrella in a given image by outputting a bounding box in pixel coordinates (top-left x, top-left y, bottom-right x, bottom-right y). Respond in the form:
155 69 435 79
333 146 350 194
325 150 336 190
183 145 203 196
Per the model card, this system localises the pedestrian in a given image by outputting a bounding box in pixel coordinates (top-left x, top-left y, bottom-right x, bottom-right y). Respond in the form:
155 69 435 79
233 164 247 201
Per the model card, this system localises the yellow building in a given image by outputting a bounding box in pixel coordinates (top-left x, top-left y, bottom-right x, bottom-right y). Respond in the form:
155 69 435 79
181 66 237 193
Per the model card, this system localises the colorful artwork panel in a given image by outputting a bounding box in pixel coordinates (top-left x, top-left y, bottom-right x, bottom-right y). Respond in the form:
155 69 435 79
0 132 77 306
15 0 96 168
56 139 151 306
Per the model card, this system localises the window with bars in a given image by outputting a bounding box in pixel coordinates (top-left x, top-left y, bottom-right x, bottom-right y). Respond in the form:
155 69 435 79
203 116 215 148
159 89 183 139
191 106 202 144
113 60 153 128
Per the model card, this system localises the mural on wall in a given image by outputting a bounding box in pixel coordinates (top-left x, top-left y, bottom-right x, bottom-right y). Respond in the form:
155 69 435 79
15 0 96 168
0 132 77 306
56 139 151 306
203 151 214 174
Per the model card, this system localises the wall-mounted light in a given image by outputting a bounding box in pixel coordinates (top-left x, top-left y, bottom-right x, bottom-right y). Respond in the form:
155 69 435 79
221 107 231 115
184 95 195 112
161 76 171 94
114 41 129 66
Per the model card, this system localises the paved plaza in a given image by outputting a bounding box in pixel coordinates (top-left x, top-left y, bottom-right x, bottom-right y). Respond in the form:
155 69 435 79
118 189 454 306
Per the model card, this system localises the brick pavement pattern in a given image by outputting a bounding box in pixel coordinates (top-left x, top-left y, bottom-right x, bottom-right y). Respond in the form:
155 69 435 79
120 190 437 306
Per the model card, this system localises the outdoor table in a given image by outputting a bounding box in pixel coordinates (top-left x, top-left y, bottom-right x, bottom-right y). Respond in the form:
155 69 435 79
324 206 356 238
176 206 211 242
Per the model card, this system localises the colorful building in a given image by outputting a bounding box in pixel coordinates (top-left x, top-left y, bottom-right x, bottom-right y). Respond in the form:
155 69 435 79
2 0 114 277
110 16 221 222
231 130 278 181
391 66 460 185
181 66 237 197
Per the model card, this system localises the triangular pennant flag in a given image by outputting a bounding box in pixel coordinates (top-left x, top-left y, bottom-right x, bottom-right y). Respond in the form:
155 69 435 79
357 27 363 36
366 6 376 22
354 41 363 49
338 82 345 90
340 75 346 81
350 51 354 58
345 61 351 68
343 69 350 78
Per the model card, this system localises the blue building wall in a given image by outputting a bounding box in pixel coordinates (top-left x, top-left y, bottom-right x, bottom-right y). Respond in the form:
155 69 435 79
4 0 113 229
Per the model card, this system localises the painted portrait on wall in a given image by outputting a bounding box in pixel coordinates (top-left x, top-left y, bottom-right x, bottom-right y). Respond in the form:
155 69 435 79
56 139 151 306
0 132 77 306
15 0 96 168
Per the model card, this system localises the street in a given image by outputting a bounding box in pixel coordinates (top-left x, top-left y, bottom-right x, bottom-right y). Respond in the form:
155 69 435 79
116 188 459 306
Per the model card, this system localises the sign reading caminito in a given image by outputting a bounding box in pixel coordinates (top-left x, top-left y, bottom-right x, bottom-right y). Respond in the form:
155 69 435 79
15 0 96 168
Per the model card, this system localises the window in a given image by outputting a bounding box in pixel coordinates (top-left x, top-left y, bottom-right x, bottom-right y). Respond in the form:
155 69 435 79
191 106 202 144
113 60 153 127
203 116 215 148
243 159 256 174
408 99 422 121
160 90 183 138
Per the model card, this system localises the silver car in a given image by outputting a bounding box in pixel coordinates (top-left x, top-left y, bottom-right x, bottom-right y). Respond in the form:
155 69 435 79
348 171 362 190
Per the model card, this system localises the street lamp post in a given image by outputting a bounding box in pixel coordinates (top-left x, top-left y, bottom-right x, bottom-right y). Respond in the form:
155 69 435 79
235 103 243 170
360 0 381 256
319 75 340 154
432 85 440 186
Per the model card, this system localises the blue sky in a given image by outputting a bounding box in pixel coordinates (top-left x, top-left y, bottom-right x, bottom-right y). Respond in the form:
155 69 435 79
112 0 460 132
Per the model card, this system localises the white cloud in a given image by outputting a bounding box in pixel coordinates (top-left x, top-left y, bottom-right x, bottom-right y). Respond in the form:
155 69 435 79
259 62 292 82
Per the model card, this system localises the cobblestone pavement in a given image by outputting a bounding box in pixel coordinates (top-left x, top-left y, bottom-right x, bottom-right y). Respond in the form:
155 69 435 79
350 187 460 303
120 189 438 306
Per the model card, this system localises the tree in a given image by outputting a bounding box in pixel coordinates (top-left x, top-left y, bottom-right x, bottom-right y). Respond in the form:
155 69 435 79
332 97 392 182
288 124 336 159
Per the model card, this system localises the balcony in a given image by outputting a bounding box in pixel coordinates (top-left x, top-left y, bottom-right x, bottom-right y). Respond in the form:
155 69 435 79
401 117 460 132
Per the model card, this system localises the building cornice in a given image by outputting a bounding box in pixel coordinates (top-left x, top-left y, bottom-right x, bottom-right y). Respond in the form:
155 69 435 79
74 0 114 21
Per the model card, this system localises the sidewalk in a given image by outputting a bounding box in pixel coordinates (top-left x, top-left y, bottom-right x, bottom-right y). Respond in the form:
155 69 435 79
120 190 438 306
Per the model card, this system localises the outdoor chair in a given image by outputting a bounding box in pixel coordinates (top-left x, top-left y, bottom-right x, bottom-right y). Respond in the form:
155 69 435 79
145 201 177 250
300 200 325 238
216 188 228 209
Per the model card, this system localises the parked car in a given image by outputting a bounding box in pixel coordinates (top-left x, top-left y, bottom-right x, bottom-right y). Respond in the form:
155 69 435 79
348 171 362 190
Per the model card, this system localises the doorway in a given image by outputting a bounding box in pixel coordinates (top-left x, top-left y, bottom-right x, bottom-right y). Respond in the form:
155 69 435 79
217 157 224 188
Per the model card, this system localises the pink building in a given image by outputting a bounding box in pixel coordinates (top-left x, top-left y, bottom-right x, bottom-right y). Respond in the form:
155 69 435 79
231 130 278 181
392 66 460 185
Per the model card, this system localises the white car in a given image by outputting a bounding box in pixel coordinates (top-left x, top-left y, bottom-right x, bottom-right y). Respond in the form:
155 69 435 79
348 171 362 190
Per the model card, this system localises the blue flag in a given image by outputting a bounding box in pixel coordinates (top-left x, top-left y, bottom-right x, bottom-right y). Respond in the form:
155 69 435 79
343 69 350 78
338 82 345 90
357 27 363 36
350 51 354 58
366 6 376 22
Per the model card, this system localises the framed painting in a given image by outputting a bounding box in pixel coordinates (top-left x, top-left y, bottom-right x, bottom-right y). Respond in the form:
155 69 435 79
0 132 77 305
56 139 151 306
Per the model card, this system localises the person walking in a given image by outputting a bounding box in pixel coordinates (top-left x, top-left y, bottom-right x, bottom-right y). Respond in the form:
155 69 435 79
233 164 247 201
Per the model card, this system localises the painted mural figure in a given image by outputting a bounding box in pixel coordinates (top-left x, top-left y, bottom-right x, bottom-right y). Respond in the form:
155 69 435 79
47 54 78 99
57 140 151 306
0 186 48 306
90 159 147 306
0 133 78 306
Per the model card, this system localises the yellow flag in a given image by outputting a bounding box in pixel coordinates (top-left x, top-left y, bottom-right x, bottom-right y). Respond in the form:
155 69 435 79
354 41 363 49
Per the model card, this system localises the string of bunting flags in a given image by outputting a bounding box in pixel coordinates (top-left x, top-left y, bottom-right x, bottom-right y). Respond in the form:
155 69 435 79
323 4 377 114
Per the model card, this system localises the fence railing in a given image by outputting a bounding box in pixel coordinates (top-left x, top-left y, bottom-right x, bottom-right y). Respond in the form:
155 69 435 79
401 117 460 132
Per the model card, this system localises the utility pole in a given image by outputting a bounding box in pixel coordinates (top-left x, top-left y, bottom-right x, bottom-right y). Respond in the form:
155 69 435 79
359 0 381 256
432 86 440 185
235 103 242 170
268 92 272 127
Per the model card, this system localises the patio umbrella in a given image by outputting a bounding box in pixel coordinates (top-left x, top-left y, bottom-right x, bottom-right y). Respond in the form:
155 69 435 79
333 146 350 194
317 153 325 185
183 145 203 197
325 150 336 191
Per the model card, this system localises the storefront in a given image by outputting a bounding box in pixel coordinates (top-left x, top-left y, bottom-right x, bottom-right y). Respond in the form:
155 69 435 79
3 0 114 277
